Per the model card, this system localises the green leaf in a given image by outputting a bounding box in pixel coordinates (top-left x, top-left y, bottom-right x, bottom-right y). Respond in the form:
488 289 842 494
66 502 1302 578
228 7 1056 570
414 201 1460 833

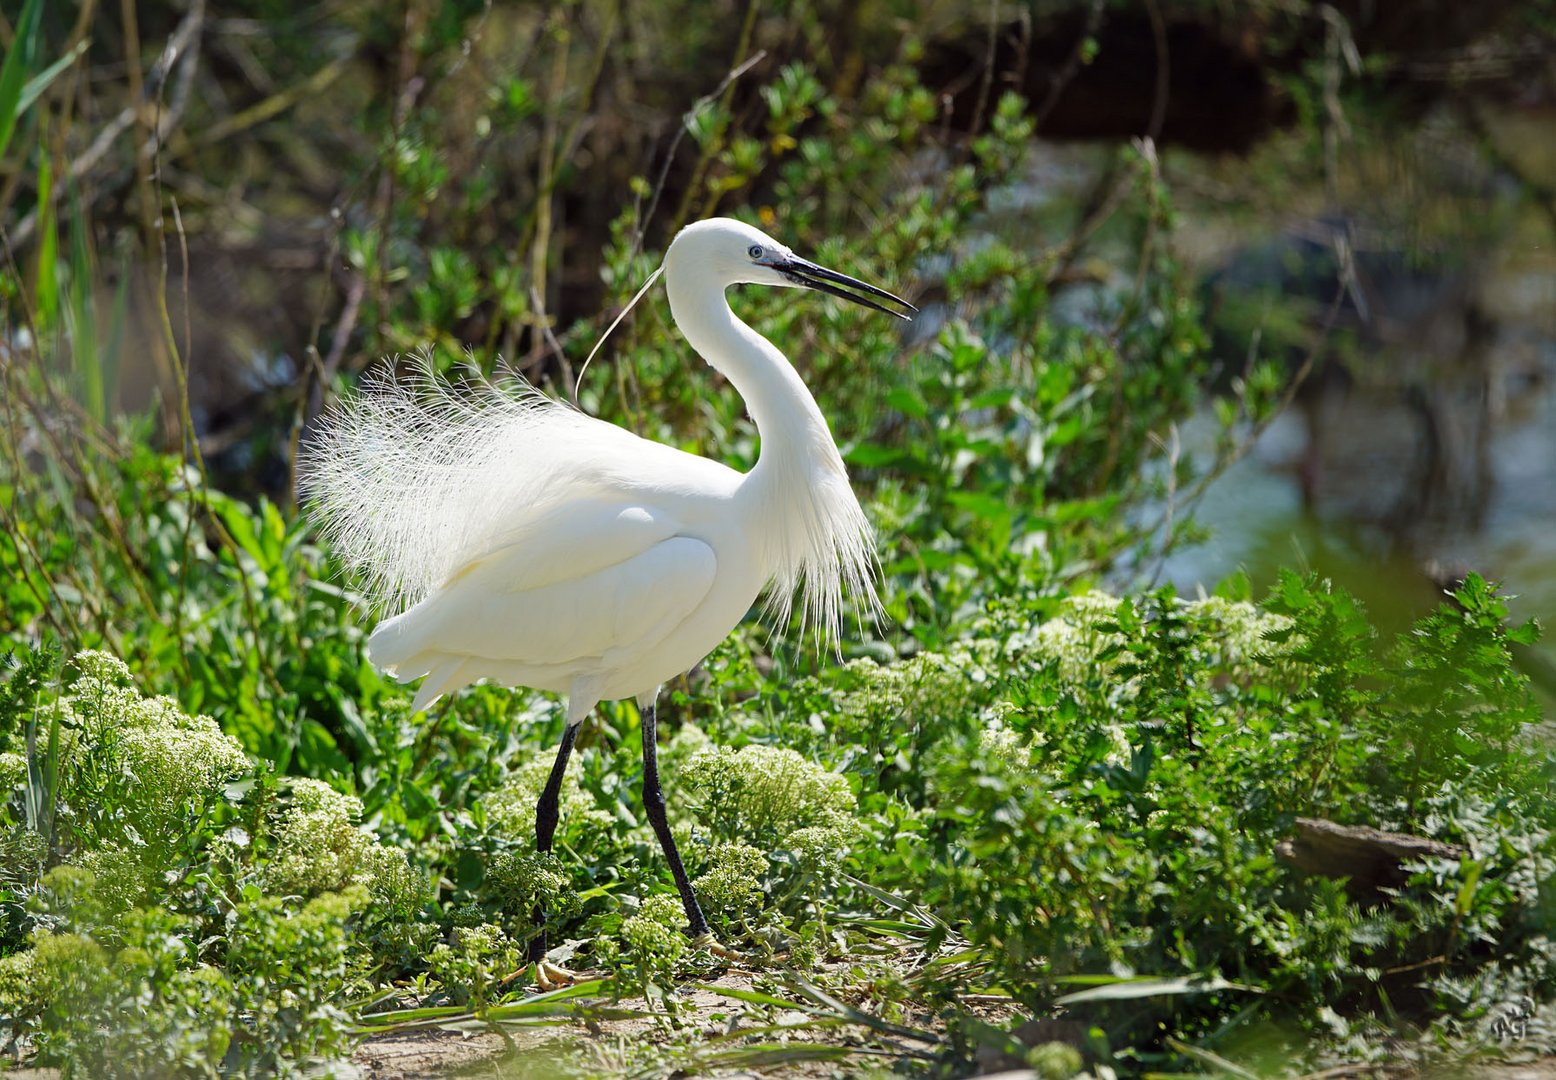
353 1004 465 1030
1507 619 1540 647
480 978 616 1018
1454 859 1484 918
1053 975 1258 1004
398 778 436 822
884 386 928 420
843 442 904 468
65 184 103 422
690 983 816 1012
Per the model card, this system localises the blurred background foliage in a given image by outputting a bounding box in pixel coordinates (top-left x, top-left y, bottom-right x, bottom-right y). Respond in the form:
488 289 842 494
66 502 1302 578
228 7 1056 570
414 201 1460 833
1 0 1555 1075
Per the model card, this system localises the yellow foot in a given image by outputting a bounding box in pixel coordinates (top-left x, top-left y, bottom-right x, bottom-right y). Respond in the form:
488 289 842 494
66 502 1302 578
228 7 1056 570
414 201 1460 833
534 959 584 992
689 932 742 962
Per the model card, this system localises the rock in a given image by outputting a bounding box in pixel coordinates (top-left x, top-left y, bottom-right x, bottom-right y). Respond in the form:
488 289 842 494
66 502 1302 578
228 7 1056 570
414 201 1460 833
1276 816 1466 899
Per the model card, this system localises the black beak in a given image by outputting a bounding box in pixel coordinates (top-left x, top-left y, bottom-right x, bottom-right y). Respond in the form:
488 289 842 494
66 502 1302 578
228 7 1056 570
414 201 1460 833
774 256 916 321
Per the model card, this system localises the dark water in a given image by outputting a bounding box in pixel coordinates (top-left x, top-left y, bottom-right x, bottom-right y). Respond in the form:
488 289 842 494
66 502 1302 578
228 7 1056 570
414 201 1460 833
1158 359 1556 672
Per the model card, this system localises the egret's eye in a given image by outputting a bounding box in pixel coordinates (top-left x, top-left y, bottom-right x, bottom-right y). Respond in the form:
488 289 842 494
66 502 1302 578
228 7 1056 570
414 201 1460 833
747 245 764 260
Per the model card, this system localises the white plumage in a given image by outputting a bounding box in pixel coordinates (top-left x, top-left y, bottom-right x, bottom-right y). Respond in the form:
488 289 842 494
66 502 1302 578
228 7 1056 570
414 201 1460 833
300 218 911 723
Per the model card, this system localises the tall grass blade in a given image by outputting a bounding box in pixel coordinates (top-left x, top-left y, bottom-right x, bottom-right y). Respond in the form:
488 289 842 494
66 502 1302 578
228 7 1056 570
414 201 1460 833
101 250 132 402
0 0 43 161
42 702 58 850
24 689 59 851
18 39 89 116
1163 1037 1262 1080
695 1043 854 1068
34 148 58 325
789 976 939 1043
65 184 103 424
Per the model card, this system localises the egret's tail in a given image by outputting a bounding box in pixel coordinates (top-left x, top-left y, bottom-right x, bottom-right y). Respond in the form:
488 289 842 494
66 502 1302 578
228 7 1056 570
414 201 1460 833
369 613 468 713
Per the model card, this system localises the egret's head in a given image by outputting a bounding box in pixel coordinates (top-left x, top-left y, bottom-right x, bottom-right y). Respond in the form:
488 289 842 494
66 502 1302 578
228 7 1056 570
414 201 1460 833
667 218 915 320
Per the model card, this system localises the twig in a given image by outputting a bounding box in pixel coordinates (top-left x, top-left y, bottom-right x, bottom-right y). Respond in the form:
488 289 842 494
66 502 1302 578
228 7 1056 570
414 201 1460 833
365 7 426 348
316 270 366 409
1030 0 1105 133
1145 422 1181 588
7 0 204 248
528 8 571 368
1381 954 1448 976
170 198 198 681
1006 8 1033 112
192 53 346 148
630 48 767 267
1138 275 1350 579
120 0 157 247
1142 0 1169 142
1127 136 1162 307
964 0 1002 148
1042 159 1133 287
530 284 574 405
673 0 764 232
500 3 611 379
1318 5 1361 202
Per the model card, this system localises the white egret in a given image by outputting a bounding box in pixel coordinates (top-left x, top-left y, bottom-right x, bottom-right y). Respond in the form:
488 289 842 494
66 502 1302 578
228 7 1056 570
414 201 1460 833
301 217 914 986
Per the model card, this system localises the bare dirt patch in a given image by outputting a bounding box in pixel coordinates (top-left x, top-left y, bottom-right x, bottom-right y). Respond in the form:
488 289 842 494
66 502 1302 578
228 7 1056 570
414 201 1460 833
352 1028 513 1079
350 966 978 1079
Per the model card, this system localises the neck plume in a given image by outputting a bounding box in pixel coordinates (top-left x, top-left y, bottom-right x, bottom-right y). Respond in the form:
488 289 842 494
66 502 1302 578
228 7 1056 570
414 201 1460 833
665 274 881 648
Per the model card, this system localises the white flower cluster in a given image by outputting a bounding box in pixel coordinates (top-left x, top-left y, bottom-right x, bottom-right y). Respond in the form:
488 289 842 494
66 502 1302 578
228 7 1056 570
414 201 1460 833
682 743 861 866
427 922 520 1004
1017 591 1296 702
483 753 614 841
262 778 422 916
692 840 768 912
0 751 25 793
830 643 1000 729
1185 595 1297 669
1019 590 1131 692
619 892 687 961
64 651 250 838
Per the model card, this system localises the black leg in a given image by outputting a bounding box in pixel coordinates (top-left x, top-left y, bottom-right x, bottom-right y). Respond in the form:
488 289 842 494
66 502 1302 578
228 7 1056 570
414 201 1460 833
528 721 579 964
640 700 710 938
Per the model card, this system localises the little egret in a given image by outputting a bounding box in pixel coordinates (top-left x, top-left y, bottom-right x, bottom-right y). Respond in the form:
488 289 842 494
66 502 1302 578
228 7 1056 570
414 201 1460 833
301 218 914 985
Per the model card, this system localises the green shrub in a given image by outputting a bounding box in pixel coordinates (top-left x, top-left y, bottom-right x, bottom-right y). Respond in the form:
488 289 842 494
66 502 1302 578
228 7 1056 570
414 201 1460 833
911 577 1553 1060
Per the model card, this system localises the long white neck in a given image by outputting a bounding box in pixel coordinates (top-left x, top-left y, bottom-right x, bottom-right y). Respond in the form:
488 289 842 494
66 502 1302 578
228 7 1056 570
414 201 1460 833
664 271 878 642
664 276 841 487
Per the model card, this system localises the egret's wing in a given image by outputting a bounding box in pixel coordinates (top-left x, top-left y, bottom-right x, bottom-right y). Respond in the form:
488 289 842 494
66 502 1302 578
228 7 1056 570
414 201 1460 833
301 358 678 614
369 502 717 678
441 498 685 599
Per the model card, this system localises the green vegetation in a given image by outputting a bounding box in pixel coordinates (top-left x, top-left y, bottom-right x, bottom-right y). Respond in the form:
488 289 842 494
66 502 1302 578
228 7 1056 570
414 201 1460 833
1 580 1549 1075
1 1 1552 1076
